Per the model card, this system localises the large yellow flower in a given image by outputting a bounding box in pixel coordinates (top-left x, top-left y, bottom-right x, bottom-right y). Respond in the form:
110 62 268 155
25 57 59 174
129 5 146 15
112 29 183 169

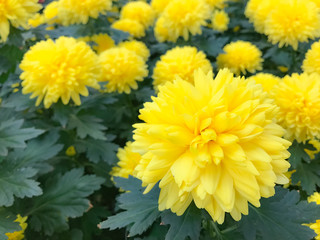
6 215 28 240
271 73 320 143
303 40 320 75
150 0 170 15
308 192 320 240
57 0 112 25
111 142 141 179
264 0 320 50
112 19 146 38
132 69 291 223
20 37 101 108
0 0 42 42
120 1 155 28
152 46 212 90
99 47 148 94
211 10 229 32
247 73 280 93
155 0 211 42
217 41 263 75
118 40 150 61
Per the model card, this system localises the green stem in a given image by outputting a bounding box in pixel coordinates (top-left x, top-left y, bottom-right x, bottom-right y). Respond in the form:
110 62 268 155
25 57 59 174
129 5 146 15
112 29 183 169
211 221 224 240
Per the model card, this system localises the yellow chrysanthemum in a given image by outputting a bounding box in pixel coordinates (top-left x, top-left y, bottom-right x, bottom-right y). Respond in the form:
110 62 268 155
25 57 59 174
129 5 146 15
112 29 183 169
264 0 320 50
247 73 280 93
271 73 320 143
152 46 212 90
28 13 46 28
111 142 142 179
150 0 170 15
211 10 229 32
0 0 42 42
6 215 28 240
20 37 101 108
42 1 60 25
118 40 150 61
99 48 148 94
308 193 320 239
120 1 155 28
303 40 320 75
91 33 115 54
65 146 76 156
154 16 170 43
112 19 145 38
155 0 211 42
57 0 112 25
217 41 263 75
305 139 320 160
205 0 226 9
132 68 291 223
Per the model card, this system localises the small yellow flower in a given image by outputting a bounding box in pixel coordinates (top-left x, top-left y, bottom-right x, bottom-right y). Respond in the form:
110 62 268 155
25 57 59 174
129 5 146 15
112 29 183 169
211 10 229 32
303 40 320 75
99 47 148 94
66 146 76 156
247 73 280 93
20 37 101 108
6 215 28 240
277 66 288 73
91 34 115 54
112 19 146 38
152 46 212 90
111 142 141 179
120 1 155 28
271 73 320 143
28 13 46 28
217 41 263 75
118 40 150 61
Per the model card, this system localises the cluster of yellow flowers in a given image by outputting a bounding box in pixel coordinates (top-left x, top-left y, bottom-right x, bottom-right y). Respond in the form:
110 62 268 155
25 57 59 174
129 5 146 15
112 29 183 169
112 1 155 38
245 0 320 50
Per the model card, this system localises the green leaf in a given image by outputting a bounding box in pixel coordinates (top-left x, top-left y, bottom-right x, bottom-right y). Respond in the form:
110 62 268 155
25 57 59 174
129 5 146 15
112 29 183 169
196 36 229 57
68 114 107 140
161 203 202 240
99 177 161 237
0 163 42 207
0 118 44 156
0 208 21 240
238 187 320 240
288 140 313 168
291 160 320 194
29 169 104 235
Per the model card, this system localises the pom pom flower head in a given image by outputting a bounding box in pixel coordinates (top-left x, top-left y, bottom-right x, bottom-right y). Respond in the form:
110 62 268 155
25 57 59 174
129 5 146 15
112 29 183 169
154 0 211 42
99 47 148 94
211 10 229 32
152 46 212 90
271 73 320 143
132 68 291 223
217 41 263 75
247 73 280 93
0 0 42 42
20 37 101 108
112 19 146 38
303 40 320 75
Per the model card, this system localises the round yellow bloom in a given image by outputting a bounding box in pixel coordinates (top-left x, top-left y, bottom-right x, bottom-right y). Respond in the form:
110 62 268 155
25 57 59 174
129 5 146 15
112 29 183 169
271 73 320 143
66 146 76 156
112 19 145 38
132 69 291 223
154 16 170 42
247 73 280 93
217 41 263 75
120 1 155 28
264 0 320 50
152 46 212 90
57 0 112 25
211 10 229 32
156 0 211 42
118 40 150 61
150 0 170 15
20 37 101 108
28 13 46 28
91 33 115 54
6 215 28 240
0 0 42 42
99 48 148 94
308 192 320 239
309 192 320 204
303 40 320 75
111 142 141 179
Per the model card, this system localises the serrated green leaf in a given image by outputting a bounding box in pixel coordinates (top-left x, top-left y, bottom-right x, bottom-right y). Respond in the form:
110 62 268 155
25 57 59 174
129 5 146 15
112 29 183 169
29 169 104 235
196 36 229 57
0 163 42 207
238 187 320 240
288 140 313 168
0 118 44 156
99 177 160 237
68 114 107 140
161 203 202 240
0 208 21 240
291 160 320 194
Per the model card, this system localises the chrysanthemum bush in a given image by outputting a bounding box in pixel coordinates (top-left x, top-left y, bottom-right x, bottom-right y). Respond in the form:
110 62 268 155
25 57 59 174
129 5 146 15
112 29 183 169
1 0 320 239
